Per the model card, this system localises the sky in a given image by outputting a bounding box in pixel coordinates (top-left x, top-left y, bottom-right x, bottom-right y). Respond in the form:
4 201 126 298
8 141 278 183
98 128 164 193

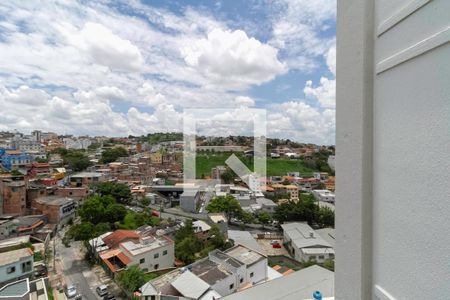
0 0 336 145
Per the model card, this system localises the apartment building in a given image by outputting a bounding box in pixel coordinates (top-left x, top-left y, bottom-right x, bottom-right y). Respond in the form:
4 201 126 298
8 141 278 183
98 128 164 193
32 196 76 226
0 175 27 215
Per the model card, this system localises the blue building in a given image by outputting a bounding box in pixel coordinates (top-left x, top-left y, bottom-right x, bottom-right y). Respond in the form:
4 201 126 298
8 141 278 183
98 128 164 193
0 149 31 170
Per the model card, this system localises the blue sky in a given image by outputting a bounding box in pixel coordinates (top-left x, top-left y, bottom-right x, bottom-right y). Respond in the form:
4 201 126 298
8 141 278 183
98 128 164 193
0 0 336 144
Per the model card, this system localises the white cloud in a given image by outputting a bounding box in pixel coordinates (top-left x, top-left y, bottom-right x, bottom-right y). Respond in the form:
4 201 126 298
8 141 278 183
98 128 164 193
234 96 255 107
326 44 336 75
270 0 336 70
62 22 143 72
304 77 335 109
182 29 286 89
267 100 335 144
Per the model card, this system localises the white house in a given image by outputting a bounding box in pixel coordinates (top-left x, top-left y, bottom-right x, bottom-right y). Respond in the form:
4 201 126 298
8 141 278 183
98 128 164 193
312 189 335 203
0 248 34 286
281 222 334 263
139 244 268 299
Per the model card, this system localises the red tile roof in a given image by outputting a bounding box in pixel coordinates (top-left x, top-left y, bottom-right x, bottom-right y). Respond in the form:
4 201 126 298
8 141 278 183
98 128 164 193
103 230 139 248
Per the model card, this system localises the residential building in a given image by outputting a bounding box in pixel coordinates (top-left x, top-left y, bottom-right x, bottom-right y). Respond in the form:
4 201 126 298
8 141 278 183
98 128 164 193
0 217 18 239
139 244 267 299
313 172 329 181
312 190 335 203
281 222 334 263
227 230 263 254
0 277 50 300
69 172 104 187
192 220 211 240
271 184 299 201
0 248 33 286
31 196 76 227
27 163 50 178
149 152 163 164
0 175 27 215
179 188 200 213
255 197 277 213
221 265 334 300
0 150 31 170
120 235 174 272
207 213 228 235
100 234 175 275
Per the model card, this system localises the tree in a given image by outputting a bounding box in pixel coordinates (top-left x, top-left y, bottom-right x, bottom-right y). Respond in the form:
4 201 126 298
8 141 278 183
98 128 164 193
78 195 115 224
64 150 91 171
220 170 235 184
104 204 127 223
206 195 242 222
257 212 272 228
65 222 95 241
317 207 334 228
101 147 128 164
239 211 255 224
175 236 201 264
207 225 226 250
118 266 146 292
94 182 131 204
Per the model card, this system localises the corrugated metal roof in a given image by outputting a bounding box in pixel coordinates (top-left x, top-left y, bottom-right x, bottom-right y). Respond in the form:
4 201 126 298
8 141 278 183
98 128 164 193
171 270 210 299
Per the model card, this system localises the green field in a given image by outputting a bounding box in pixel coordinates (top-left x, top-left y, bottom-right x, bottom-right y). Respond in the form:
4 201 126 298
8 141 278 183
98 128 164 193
195 152 314 178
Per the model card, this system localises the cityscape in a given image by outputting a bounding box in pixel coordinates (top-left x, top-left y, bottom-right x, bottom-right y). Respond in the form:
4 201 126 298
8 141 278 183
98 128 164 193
0 0 447 300
0 130 335 299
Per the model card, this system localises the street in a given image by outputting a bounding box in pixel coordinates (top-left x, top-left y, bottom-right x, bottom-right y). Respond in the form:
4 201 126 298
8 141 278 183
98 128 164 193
55 237 100 300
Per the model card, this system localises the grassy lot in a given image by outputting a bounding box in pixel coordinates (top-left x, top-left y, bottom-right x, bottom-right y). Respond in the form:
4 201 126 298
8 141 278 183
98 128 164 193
195 152 314 178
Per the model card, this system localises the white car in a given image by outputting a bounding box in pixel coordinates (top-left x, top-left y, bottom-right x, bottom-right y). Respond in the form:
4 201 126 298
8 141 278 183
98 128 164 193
65 285 77 298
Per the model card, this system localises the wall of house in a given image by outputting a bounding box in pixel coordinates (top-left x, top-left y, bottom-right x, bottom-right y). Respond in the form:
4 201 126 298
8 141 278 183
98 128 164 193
1 180 26 215
0 256 33 285
245 258 267 284
126 243 174 272
336 0 450 299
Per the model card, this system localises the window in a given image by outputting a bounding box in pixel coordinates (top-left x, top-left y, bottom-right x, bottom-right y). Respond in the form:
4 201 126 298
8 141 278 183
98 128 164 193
318 255 325 260
330 253 335 258
229 284 234 290
140 258 145 264
7 266 16 274
154 253 159 259
240 278 243 283
163 250 168 256
154 264 159 270
22 261 32 272
250 272 254 278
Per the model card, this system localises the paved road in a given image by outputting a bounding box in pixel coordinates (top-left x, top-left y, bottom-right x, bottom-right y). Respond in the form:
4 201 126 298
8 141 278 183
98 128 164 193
56 237 100 300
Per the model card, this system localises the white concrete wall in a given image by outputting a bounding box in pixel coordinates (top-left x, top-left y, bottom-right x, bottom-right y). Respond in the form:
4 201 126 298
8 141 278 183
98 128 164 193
337 0 450 299
245 258 267 284
126 243 174 271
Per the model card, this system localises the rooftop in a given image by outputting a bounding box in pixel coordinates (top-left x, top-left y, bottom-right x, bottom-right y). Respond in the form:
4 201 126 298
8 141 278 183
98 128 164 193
281 222 332 249
171 270 210 299
121 235 173 256
35 195 74 206
208 213 227 223
227 230 264 253
70 172 103 178
0 247 33 266
225 244 266 266
221 265 334 300
103 230 139 248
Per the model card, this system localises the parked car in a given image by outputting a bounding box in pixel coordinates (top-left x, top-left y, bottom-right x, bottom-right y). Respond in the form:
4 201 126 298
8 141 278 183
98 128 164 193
65 285 77 298
96 285 108 297
272 242 282 248
103 293 116 300
151 210 159 217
